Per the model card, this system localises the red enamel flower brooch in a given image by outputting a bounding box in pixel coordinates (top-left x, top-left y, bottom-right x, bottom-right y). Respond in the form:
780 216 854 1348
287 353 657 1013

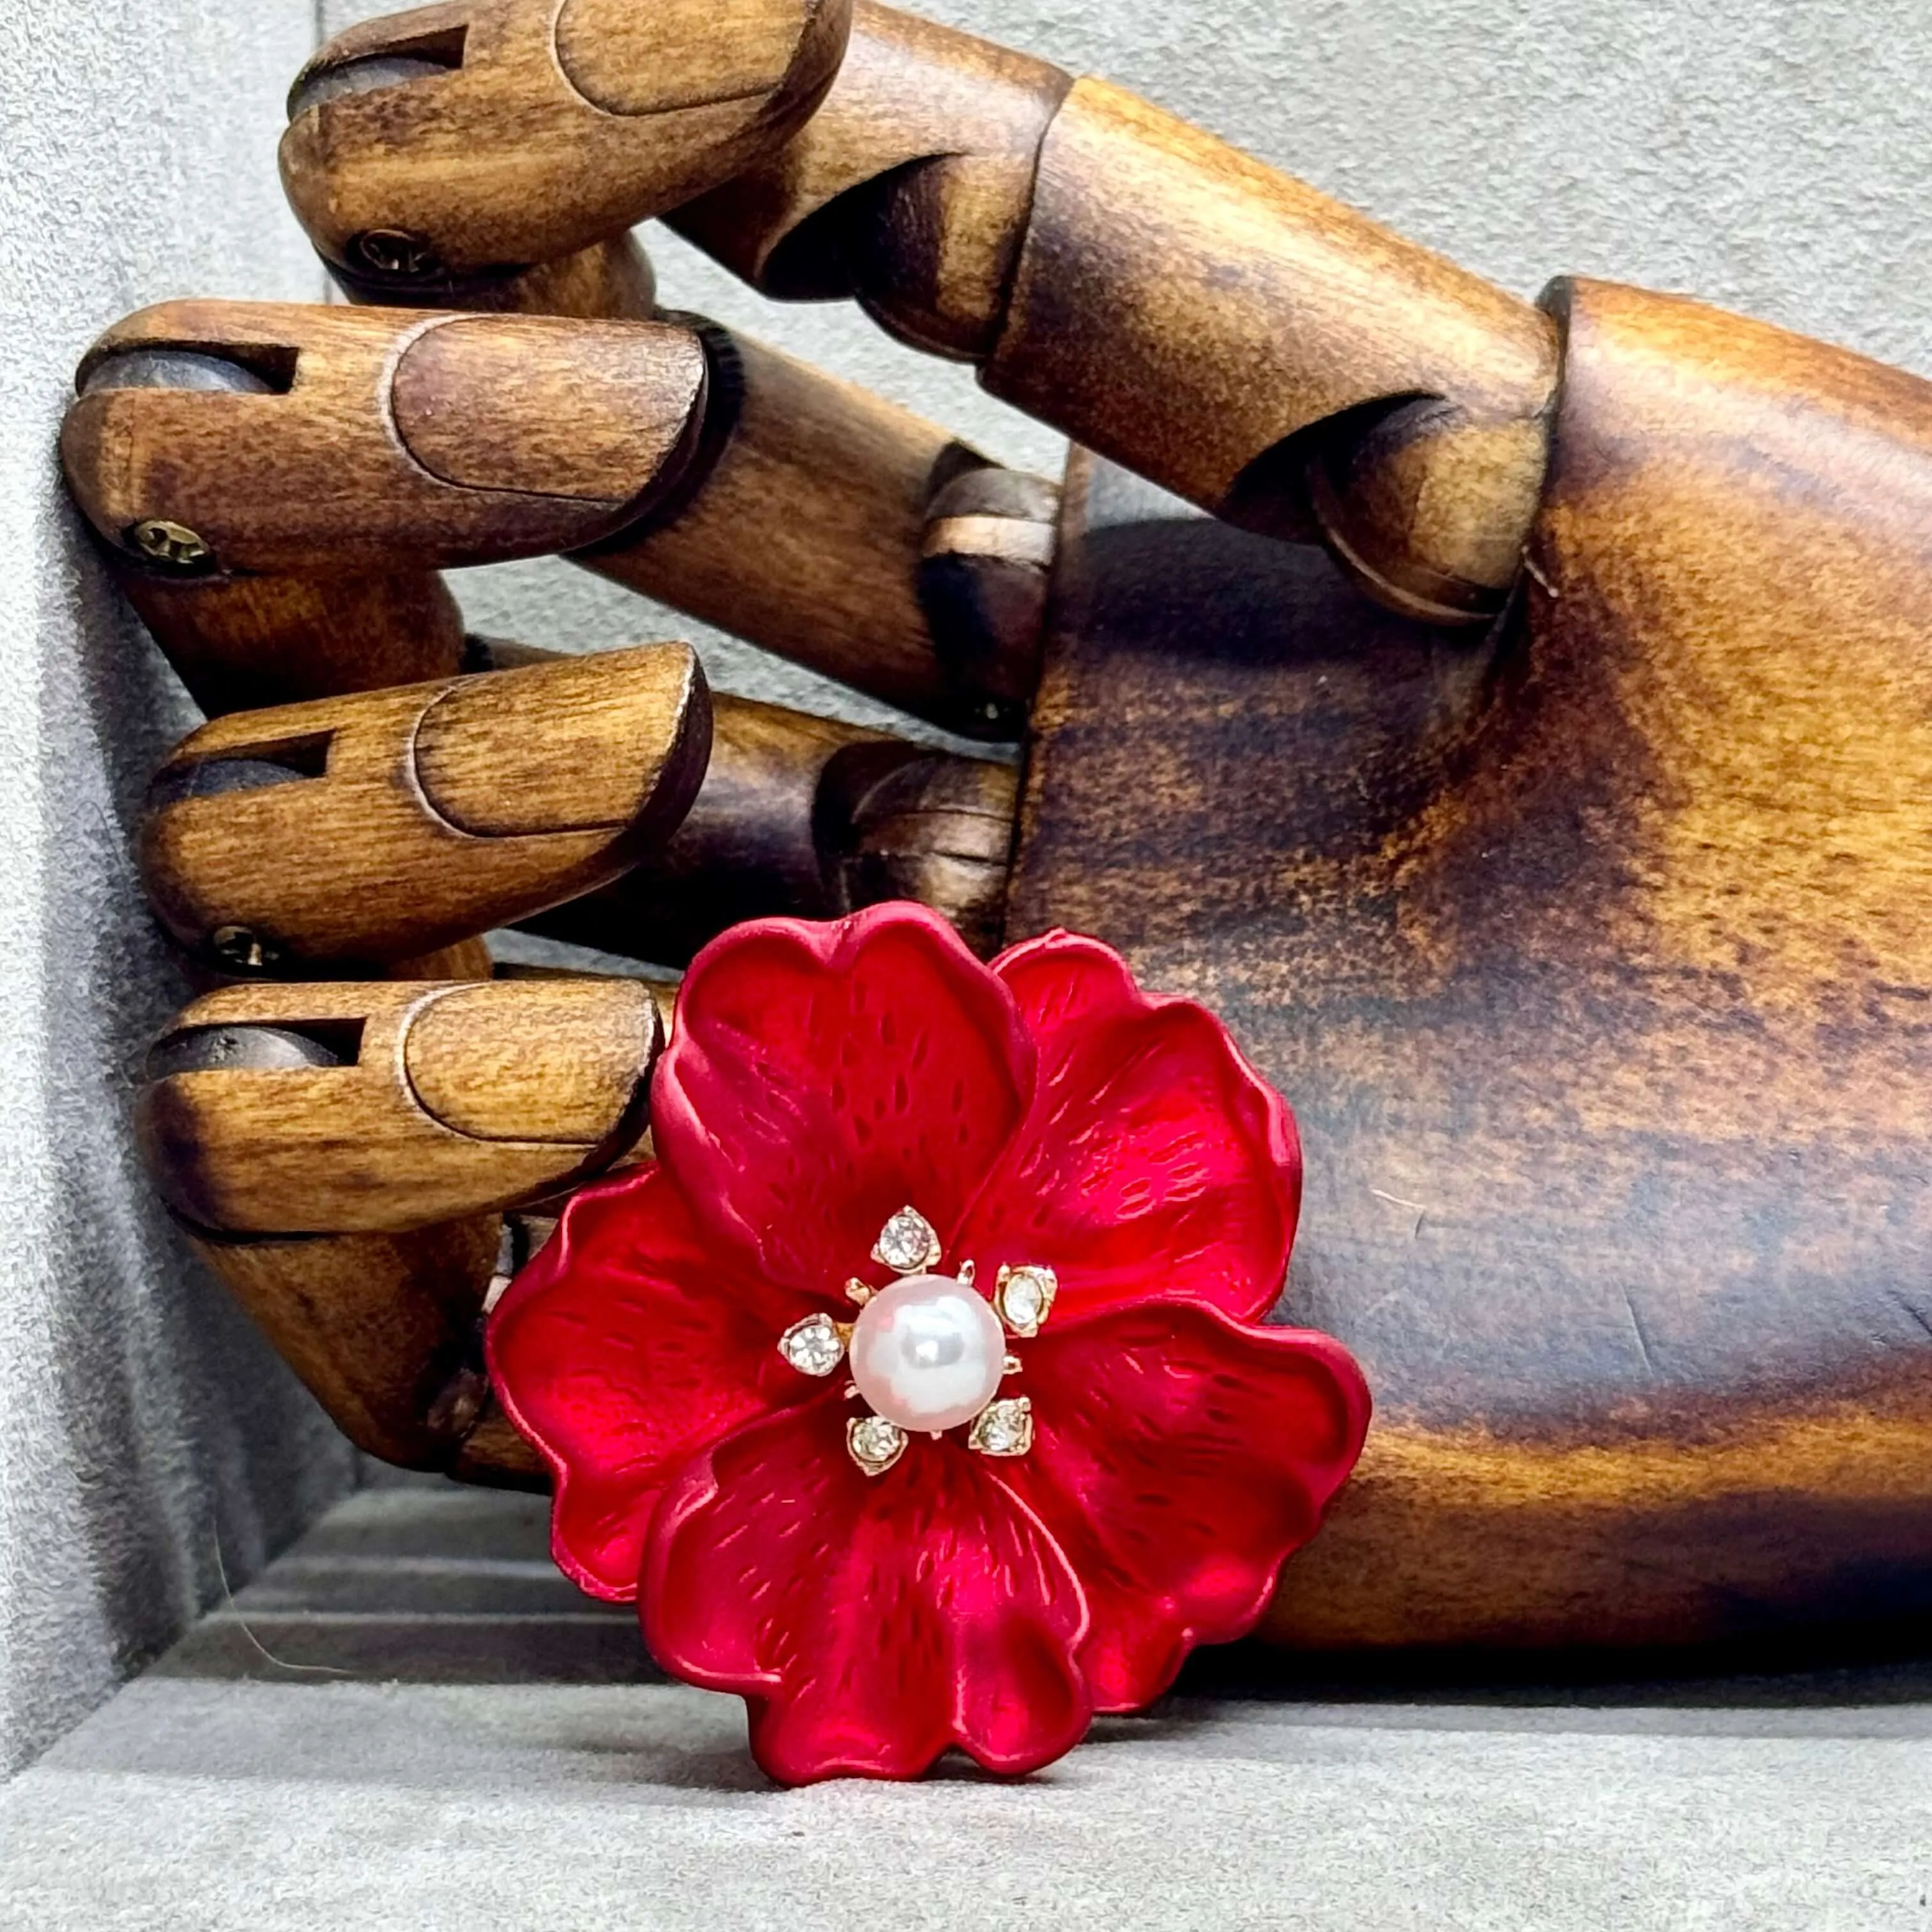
487 903 1370 1782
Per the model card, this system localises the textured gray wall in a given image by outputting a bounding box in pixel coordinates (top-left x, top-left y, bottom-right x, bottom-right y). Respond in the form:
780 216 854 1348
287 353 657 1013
0 0 353 1779
7 0 1931 1774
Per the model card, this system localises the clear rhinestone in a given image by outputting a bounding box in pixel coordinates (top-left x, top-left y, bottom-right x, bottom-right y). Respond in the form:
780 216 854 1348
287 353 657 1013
778 1313 846 1377
968 1396 1034 1458
872 1206 941 1275
847 1413 908 1475
994 1264 1057 1337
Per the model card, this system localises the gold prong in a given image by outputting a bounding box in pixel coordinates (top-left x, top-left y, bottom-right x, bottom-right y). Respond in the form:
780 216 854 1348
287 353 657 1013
847 1414 907 1475
843 1381 861 1400
992 1262 1057 1338
1003 1354 1022 1375
871 1206 942 1275
845 1277 873 1307
776 1312 846 1377
958 1258 976 1287
967 1397 1034 1457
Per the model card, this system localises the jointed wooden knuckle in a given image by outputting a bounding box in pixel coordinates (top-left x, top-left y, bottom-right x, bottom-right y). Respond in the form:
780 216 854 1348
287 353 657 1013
139 645 711 969
519 684 1019 965
280 0 852 285
983 78 1557 624
138 976 660 1238
671 1 1070 360
61 301 710 576
579 323 1054 733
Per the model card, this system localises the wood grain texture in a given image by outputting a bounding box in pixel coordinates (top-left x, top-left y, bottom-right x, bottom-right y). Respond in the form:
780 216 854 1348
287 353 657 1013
190 1216 501 1469
671 3 1553 623
120 569 464 716
985 79 1555 623
1012 279 1932 1652
140 977 659 1236
112 241 657 727
525 686 1018 965
280 0 850 279
141 645 710 966
580 325 1039 733
671 0 1068 358
63 302 709 575
390 316 705 503
403 979 660 1142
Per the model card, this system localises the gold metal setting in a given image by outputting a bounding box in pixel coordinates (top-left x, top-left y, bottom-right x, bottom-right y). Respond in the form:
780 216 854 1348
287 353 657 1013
871 1205 942 1275
813 1206 1053 1470
847 1414 908 1476
968 1397 1034 1458
777 1312 847 1377
993 1263 1057 1338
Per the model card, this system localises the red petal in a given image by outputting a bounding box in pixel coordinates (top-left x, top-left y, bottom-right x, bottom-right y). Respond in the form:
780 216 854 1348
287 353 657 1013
486 1165 822 1602
643 1399 1092 1782
651 905 1035 1296
958 930 1300 1322
1002 1298 1369 1711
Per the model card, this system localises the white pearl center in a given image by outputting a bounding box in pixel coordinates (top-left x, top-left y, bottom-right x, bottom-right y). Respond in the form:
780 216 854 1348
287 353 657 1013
848 1273 1006 1434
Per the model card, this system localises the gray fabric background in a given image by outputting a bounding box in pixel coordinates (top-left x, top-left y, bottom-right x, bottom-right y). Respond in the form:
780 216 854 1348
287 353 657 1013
5 0 1932 1778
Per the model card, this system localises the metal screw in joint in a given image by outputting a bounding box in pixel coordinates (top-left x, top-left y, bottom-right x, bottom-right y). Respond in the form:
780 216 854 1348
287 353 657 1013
127 518 213 574
208 925 282 974
349 228 443 280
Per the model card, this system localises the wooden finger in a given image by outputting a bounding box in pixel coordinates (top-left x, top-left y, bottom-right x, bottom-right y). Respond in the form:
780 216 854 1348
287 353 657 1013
62 301 709 576
280 0 850 286
495 675 1019 963
190 1215 503 1469
141 645 710 969
139 976 663 1238
677 1 1554 624
985 80 1555 624
125 571 466 717
93 245 661 718
672 1 1068 358
580 325 1052 733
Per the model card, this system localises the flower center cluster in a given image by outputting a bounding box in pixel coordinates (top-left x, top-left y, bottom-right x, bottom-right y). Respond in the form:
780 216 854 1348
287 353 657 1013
776 1204 1057 1475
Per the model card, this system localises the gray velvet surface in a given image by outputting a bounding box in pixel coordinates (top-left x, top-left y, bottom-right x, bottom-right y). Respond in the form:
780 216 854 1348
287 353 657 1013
10 0 1932 1818
4 1485 1928 1929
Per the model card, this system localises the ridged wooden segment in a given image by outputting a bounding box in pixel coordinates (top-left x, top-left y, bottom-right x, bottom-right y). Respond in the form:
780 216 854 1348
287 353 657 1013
280 0 851 279
985 79 1556 622
673 2 1553 624
140 645 710 965
670 1 1068 358
62 302 708 575
139 977 659 1236
583 327 1031 733
527 686 1018 965
1013 275 1932 1650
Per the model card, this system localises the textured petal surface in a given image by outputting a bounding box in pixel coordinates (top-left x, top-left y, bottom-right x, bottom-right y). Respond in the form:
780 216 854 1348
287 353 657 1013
643 1401 1092 1782
957 931 1300 1321
652 905 1035 1297
1003 1298 1370 1712
487 1165 822 1601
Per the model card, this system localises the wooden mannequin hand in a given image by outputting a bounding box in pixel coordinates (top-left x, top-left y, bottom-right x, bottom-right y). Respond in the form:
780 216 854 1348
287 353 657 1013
59 0 1932 1658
